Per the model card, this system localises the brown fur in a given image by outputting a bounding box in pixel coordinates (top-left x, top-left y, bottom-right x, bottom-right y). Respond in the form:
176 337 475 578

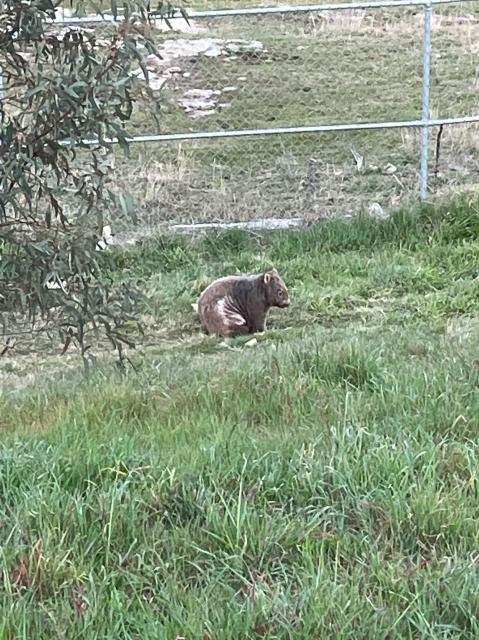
197 269 290 338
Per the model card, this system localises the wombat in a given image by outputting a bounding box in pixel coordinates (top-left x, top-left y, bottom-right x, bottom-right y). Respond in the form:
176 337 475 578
197 269 290 338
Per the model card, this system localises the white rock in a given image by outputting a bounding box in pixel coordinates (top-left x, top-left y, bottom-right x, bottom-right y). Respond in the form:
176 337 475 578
188 109 216 118
184 99 216 109
45 277 68 292
368 203 389 220
96 225 115 251
384 163 397 175
132 39 263 94
183 89 221 99
225 39 264 54
179 89 222 117
160 38 224 62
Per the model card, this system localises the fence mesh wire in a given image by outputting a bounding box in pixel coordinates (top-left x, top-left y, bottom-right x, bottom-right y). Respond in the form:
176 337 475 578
14 2 479 233
94 1 477 234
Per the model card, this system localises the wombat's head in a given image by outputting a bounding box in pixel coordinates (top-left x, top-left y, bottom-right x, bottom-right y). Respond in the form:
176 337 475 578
263 269 290 308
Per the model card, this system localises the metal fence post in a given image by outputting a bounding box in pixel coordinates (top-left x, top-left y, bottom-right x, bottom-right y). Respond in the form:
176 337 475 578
420 0 433 200
0 66 4 224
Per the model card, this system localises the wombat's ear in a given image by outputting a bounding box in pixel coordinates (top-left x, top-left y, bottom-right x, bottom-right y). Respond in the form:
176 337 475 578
263 272 272 284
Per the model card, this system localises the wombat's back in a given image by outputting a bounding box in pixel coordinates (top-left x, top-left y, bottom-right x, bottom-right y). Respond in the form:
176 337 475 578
197 276 252 337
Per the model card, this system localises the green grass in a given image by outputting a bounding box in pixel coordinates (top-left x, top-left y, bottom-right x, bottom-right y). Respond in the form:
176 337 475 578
101 195 479 337
2 198 479 637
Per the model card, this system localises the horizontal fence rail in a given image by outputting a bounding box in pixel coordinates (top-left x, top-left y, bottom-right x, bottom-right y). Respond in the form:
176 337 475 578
52 0 464 22
67 115 479 146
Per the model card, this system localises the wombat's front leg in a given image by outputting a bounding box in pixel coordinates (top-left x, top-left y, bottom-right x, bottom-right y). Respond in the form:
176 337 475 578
250 319 266 334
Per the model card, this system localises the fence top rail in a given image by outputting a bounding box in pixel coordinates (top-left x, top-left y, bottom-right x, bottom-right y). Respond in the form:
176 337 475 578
51 0 465 23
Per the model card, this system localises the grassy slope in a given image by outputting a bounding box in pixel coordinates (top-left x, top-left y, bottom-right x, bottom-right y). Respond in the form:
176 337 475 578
2 198 479 638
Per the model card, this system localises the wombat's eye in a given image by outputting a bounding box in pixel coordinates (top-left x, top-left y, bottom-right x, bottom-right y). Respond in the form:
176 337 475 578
277 289 283 296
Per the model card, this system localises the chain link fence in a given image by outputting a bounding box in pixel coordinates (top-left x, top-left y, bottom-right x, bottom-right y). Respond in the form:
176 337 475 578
17 2 479 232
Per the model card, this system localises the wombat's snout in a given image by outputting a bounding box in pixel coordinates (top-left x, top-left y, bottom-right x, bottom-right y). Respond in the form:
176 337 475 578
281 297 290 308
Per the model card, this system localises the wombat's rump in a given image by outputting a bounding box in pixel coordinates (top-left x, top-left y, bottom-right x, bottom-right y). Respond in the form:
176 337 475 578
197 269 289 338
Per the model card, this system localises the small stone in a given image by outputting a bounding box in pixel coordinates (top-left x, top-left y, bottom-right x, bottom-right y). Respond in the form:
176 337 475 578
384 163 397 174
186 108 216 118
183 89 221 99
226 39 263 54
179 88 222 118
245 338 258 347
368 202 389 220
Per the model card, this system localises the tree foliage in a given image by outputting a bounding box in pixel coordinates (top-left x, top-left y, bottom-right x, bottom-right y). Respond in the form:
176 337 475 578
0 0 177 365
